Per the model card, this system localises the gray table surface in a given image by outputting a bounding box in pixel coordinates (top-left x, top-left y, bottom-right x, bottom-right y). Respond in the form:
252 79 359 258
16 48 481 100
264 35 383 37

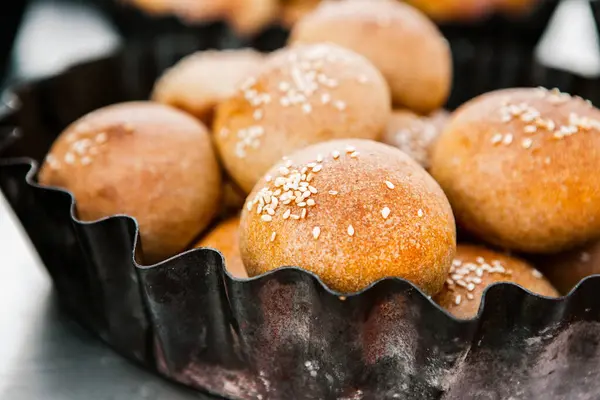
1 0 600 399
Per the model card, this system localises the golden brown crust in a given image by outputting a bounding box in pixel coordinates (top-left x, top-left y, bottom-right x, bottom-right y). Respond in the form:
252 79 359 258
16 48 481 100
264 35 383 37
152 49 264 124
39 102 222 264
289 0 451 114
382 109 449 169
128 0 228 20
435 245 558 319
537 241 600 294
240 139 456 295
195 216 247 278
430 88 600 253
213 43 391 193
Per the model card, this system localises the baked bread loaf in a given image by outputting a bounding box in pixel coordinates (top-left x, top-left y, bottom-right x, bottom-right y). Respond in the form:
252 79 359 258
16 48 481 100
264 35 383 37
240 139 456 295
39 102 222 264
435 244 558 319
431 87 600 253
152 49 264 124
195 216 247 278
538 241 600 294
289 0 451 114
214 43 391 193
382 109 448 169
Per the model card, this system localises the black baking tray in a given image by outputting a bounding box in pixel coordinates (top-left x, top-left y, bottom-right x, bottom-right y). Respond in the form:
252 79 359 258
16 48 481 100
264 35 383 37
2 28 600 399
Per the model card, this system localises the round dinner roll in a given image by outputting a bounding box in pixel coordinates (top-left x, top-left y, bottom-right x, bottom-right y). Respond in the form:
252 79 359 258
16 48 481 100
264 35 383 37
382 109 449 169
195 216 247 278
39 102 222 264
240 139 456 295
152 49 264 124
289 0 451 114
435 245 558 319
537 241 600 295
430 87 600 253
214 43 391 193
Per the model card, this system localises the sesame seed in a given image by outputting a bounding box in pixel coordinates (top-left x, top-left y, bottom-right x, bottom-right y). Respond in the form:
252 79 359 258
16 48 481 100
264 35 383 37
580 252 591 262
283 209 291 219
524 125 537 133
290 214 300 220
312 165 322 173
298 202 307 207
81 156 92 165
491 133 503 145
266 207 275 216
308 186 318 194
95 132 107 144
321 93 331 104
417 209 424 217
350 151 359 158
381 207 391 219
532 269 543 278
466 293 474 300
329 190 338 195
347 225 355 237
522 138 533 149
385 181 395 190
313 226 321 239
502 134 513 145
316 154 323 163
302 104 312 114
332 150 340 159
246 202 252 211
345 146 356 153
301 209 307 218
334 101 346 111
270 232 277 242
279 167 290 176
455 295 462 305
64 152 75 164
307 199 316 206
261 215 272 222
253 109 263 120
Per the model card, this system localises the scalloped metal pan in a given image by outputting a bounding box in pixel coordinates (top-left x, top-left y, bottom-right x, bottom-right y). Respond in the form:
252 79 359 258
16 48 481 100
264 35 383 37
2 30 600 399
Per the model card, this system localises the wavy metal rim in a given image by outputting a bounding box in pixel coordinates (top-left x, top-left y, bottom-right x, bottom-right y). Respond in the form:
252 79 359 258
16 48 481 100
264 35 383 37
2 138 597 326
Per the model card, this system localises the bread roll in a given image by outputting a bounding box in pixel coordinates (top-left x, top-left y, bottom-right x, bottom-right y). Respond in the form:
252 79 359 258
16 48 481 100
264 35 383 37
39 102 222 264
538 241 600 294
435 245 558 319
240 139 456 295
431 87 600 253
153 49 264 124
382 109 448 169
214 43 391 193
289 0 451 113
195 216 247 278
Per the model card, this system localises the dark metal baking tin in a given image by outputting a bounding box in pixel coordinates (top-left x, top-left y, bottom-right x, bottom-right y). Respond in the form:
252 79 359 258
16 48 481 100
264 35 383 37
2 31 600 399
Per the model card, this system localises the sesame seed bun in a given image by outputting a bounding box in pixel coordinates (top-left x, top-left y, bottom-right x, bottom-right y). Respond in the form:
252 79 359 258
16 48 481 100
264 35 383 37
152 49 264 124
39 102 222 264
240 139 456 295
289 0 452 114
537 241 600 294
195 216 247 278
435 245 558 319
430 87 600 254
213 43 391 194
382 109 449 169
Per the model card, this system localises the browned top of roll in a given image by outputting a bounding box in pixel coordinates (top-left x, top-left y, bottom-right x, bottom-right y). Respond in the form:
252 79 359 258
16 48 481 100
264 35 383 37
196 216 247 278
431 87 600 253
240 139 456 295
39 102 222 264
152 49 264 123
382 109 449 169
435 244 559 319
289 0 451 113
214 43 391 193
